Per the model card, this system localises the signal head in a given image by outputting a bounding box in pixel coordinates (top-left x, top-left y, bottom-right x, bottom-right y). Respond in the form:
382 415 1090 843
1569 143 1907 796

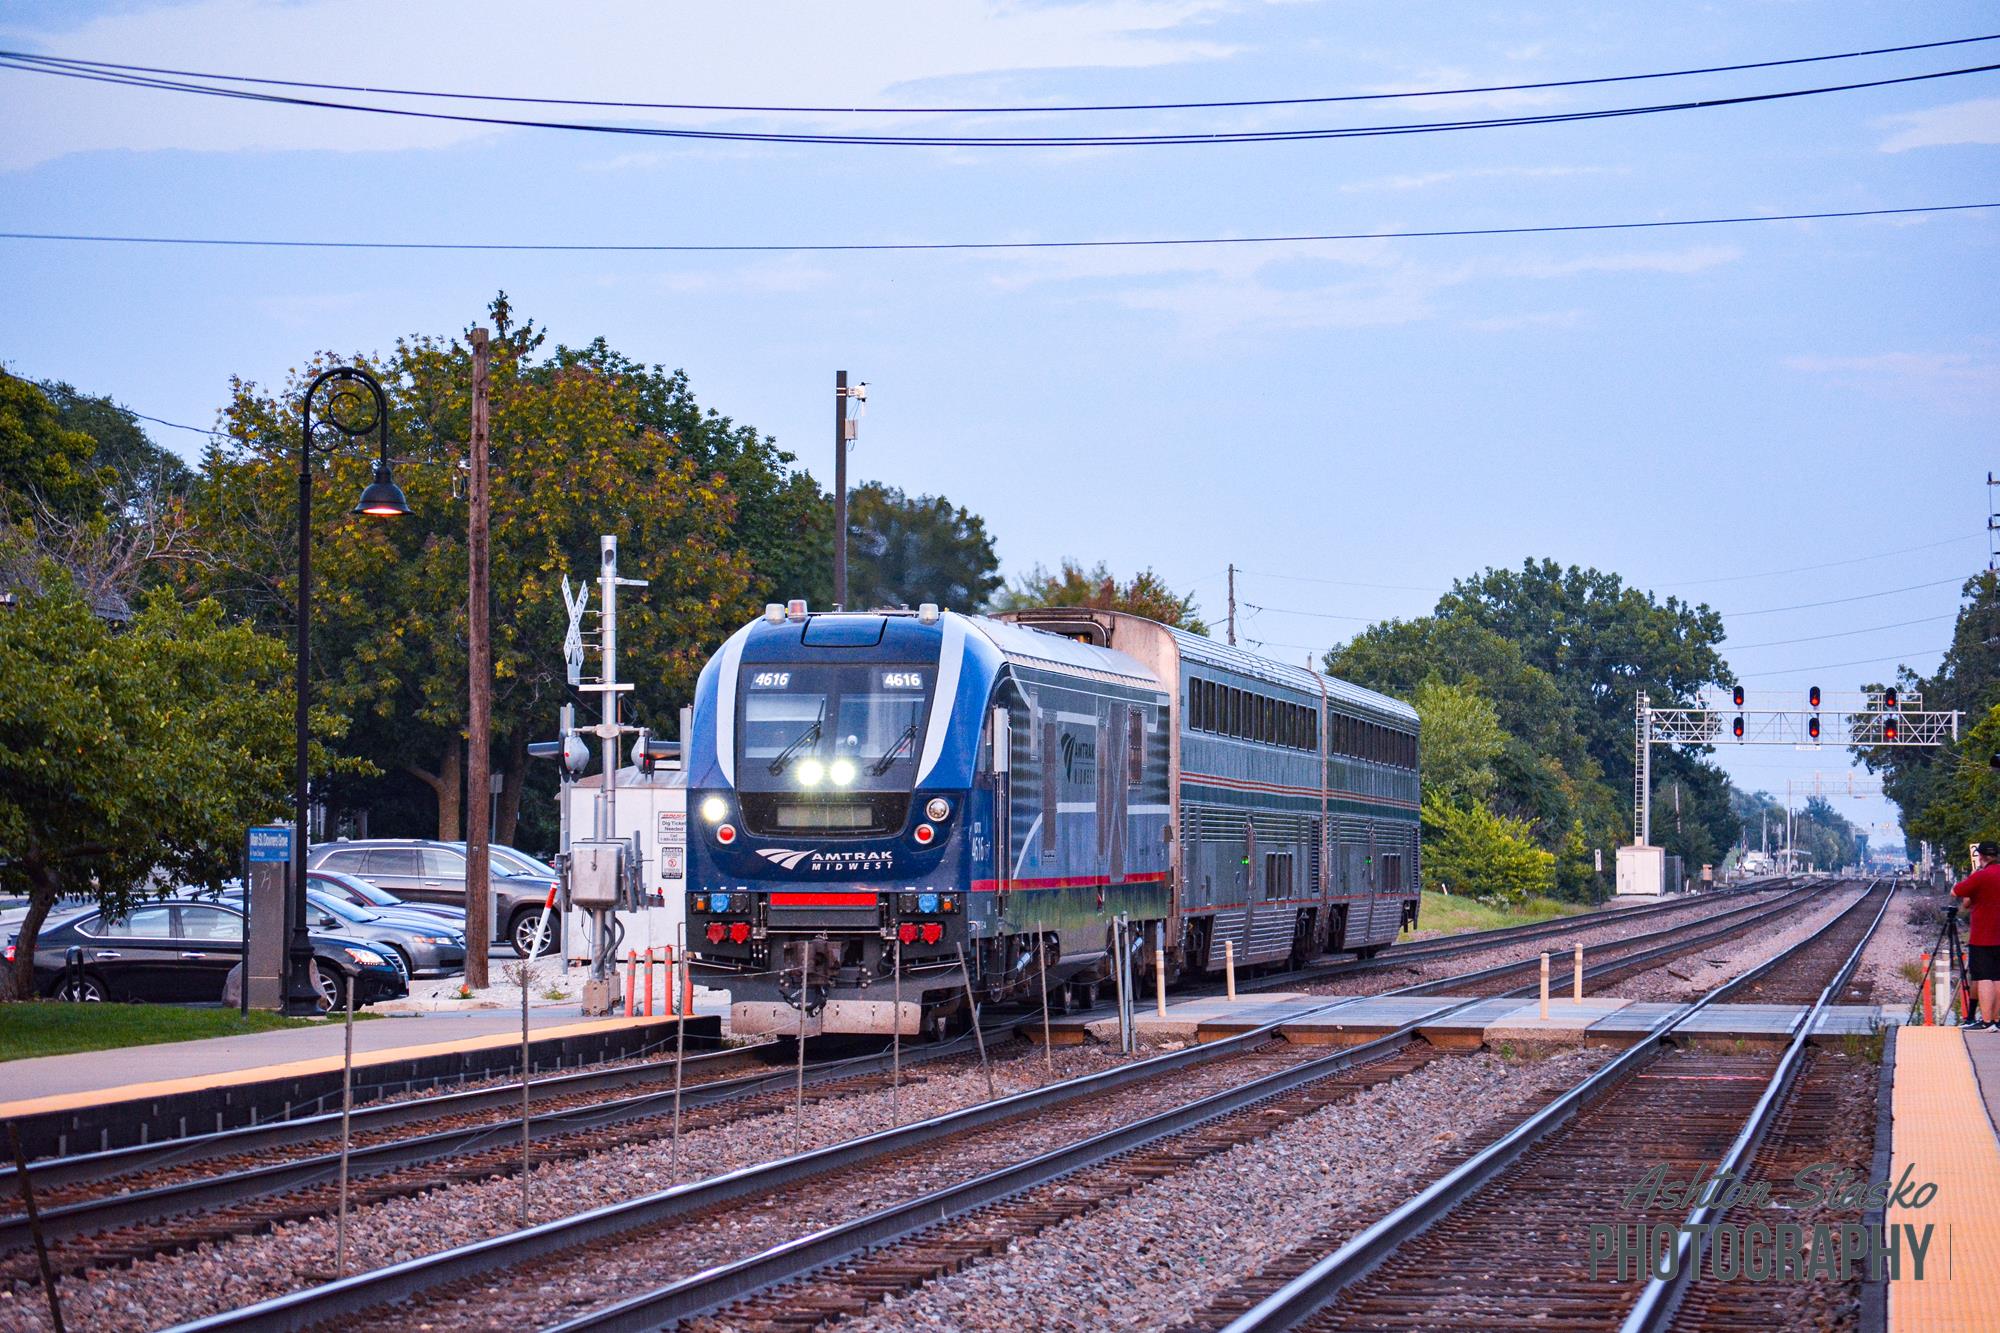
1808 715 1821 740
1883 686 1899 709
1733 715 1745 738
1808 685 1821 709
1732 686 1745 708
1884 718 1900 742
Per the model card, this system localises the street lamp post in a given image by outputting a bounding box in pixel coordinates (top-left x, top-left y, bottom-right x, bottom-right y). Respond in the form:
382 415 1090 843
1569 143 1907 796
289 366 410 1015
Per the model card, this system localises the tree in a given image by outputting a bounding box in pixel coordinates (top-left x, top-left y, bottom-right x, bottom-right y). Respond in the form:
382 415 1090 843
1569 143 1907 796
182 305 766 842
0 573 297 1000
1412 679 1504 803
1904 703 2000 855
0 370 103 525
994 559 1209 633
1419 791 1556 904
1855 570 2000 858
37 379 196 524
844 482 1002 611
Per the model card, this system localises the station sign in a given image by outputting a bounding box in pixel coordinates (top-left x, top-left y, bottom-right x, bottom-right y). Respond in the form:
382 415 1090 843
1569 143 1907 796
247 825 294 863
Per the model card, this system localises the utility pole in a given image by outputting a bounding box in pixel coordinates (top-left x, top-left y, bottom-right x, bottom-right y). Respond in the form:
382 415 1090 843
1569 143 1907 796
1226 563 1237 647
465 328 492 988
833 370 847 608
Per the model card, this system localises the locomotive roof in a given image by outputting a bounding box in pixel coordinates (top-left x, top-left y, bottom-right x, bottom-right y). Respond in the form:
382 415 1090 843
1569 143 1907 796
1162 625 1419 726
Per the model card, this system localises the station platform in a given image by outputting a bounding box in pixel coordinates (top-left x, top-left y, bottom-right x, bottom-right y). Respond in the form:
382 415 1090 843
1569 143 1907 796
1889 1026 2000 1332
1027 990 1896 1049
0 1003 725 1160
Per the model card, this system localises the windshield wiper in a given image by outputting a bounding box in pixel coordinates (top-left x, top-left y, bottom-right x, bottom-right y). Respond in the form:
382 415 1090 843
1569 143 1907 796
768 704 827 775
870 721 921 775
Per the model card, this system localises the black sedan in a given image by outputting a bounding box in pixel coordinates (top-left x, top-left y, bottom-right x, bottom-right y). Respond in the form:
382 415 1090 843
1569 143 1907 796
16 900 408 1008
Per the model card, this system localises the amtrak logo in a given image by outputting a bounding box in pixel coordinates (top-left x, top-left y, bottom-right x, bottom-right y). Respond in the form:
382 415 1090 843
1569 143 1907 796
756 847 897 872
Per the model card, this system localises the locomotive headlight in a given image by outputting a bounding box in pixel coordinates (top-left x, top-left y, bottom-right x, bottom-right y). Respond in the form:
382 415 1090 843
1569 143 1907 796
925 797 950 821
796 758 826 787
699 796 729 823
828 758 858 787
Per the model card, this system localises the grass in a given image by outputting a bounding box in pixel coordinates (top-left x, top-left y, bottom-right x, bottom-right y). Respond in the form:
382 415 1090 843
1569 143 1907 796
1399 889 1588 939
0 1002 345 1062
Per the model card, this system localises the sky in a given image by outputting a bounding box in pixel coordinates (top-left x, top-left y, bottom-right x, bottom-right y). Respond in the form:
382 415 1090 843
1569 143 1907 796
3 0 1998 847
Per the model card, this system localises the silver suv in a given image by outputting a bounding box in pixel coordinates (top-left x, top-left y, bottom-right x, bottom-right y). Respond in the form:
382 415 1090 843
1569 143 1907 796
307 839 559 957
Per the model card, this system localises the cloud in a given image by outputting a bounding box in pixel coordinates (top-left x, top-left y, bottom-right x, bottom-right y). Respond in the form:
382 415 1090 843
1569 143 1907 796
0 0 1240 171
1877 97 2000 152
1784 349 2000 410
1503 245 1741 279
1463 308 1587 333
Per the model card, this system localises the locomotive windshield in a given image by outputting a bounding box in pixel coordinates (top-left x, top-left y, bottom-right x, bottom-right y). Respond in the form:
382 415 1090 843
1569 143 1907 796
736 663 935 794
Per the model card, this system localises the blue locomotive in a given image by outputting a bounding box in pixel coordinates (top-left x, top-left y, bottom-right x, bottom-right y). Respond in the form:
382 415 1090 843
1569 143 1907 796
684 600 1419 1038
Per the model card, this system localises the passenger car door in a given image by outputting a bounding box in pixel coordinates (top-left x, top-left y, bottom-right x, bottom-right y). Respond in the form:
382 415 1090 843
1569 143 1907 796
172 904 247 1001
421 847 469 911
362 848 429 903
82 906 180 1000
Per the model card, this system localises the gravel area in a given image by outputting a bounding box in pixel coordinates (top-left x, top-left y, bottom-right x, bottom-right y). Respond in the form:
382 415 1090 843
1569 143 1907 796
1597 884 1864 1002
0 1039 1233 1332
837 1046 1612 1333
1850 882 1948 1014
1302 889 1807 999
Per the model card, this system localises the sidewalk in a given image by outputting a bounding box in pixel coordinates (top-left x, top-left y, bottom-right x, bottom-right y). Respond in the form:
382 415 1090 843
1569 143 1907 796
0 992 728 1116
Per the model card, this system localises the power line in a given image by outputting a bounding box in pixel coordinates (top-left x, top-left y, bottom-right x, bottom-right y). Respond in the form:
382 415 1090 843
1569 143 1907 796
3 51 1995 147
131 410 224 437
1721 575 1970 618
4 202 1989 256
1653 534 1982 588
1736 646 1950 679
1722 614 1955 651
7 32 1992 115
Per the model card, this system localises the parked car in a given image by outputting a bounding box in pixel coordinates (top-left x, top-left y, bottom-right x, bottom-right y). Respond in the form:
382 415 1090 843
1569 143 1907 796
218 886 465 977
307 839 559 958
308 868 467 930
16 900 407 1008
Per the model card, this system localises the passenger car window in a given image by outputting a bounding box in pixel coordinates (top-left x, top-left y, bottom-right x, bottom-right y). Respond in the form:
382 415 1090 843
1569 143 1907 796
95 906 174 938
320 849 367 872
365 849 423 876
422 848 467 879
177 905 242 941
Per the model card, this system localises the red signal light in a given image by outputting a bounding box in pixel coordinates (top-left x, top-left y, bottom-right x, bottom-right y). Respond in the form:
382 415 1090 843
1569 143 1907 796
1884 718 1899 742
716 824 737 845
705 922 727 944
913 824 935 846
1883 687 1899 709
1732 716 1744 738
920 922 944 945
728 921 751 944
1808 686 1821 709
1808 716 1821 740
1732 686 1745 708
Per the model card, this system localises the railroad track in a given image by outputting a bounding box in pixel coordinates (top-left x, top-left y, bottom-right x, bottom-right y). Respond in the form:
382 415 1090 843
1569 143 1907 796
0 1027 1016 1280
139 882 1863 1332
0 879 1805 1274
1203 877 1893 1332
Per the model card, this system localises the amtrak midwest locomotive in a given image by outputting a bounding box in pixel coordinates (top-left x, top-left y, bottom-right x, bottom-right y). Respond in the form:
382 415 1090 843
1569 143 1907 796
684 600 1420 1038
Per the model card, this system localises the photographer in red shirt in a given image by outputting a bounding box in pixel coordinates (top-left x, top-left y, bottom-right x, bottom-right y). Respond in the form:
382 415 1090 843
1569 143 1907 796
1953 841 2000 1030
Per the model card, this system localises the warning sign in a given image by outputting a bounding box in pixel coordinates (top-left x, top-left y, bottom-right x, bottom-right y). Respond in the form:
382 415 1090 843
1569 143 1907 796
658 811 685 846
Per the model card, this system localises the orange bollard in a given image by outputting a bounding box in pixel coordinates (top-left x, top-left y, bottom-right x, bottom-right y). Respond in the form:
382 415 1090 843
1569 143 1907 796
662 946 677 1015
681 949 694 1016
1921 952 1934 1025
624 949 637 1017
643 948 655 1017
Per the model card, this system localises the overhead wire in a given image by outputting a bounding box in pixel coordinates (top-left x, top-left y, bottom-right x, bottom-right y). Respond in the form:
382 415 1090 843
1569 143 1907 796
5 32 1993 115
1 50 1995 146
4 202 1992 254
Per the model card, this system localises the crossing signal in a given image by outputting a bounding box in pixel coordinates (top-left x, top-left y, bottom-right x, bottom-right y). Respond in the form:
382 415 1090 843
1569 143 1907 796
1808 685 1821 709
1808 715 1821 740
1884 717 1899 742
1883 686 1898 709
1733 715 1745 738
1732 686 1745 708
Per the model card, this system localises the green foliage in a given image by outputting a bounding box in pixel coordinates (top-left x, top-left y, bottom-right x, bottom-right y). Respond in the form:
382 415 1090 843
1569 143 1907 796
993 559 1209 633
0 370 104 525
36 379 196 521
1856 571 2000 860
0 572 298 999
1412 678 1503 802
1419 790 1557 905
844 481 1002 611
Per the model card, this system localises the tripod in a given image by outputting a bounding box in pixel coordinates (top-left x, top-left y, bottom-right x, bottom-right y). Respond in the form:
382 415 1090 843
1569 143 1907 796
1910 901 1972 1026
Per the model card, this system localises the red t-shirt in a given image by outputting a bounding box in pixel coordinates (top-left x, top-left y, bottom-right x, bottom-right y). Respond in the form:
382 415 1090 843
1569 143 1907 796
1952 863 2000 947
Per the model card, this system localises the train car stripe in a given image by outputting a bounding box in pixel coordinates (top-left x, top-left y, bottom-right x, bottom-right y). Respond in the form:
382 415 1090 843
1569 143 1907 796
970 872 1169 892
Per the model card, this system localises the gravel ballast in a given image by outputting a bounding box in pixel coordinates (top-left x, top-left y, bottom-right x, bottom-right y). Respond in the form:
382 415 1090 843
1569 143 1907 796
838 1046 1613 1333
1597 884 1864 1002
